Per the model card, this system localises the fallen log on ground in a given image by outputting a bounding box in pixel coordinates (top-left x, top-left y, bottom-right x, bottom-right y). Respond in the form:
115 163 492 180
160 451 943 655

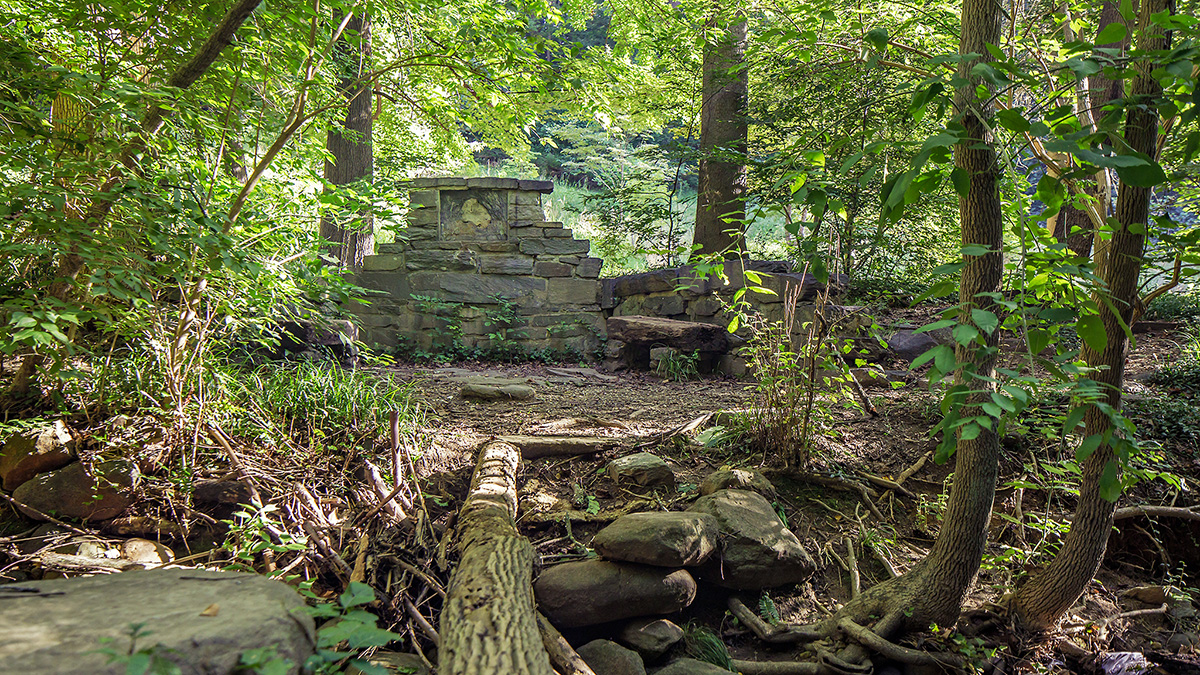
496 435 617 459
438 440 554 675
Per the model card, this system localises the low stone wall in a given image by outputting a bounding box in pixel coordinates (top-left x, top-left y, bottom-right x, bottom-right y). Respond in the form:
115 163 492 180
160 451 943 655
349 177 606 356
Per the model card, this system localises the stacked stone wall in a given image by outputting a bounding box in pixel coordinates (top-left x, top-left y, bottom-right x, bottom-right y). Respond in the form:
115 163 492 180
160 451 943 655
349 177 605 356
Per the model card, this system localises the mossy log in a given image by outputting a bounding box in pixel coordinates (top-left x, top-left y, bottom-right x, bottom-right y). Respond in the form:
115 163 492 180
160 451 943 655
438 440 553 675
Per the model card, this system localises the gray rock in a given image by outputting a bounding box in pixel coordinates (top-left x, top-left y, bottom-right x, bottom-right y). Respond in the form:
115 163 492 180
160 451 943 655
12 460 137 521
0 420 77 490
852 368 912 390
460 382 536 401
120 538 174 564
619 618 684 661
652 657 735 674
1167 632 1199 652
607 453 676 493
592 512 719 567
0 568 315 674
577 639 647 675
887 330 940 363
698 469 775 499
535 560 696 628
607 316 729 353
687 489 816 590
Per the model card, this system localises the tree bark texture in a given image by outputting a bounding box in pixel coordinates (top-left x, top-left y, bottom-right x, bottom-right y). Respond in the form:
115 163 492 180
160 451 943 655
1010 0 1170 631
6 0 263 398
438 441 553 675
320 10 374 269
827 0 1004 633
692 11 748 258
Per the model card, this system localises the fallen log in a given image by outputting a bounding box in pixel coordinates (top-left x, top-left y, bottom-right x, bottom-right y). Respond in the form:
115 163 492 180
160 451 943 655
496 435 616 459
439 440 554 675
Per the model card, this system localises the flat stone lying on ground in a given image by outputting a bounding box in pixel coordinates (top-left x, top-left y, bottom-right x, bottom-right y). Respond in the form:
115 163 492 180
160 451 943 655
687 489 816 590
534 560 697 628
460 381 536 400
607 453 676 493
591 512 719 567
698 468 775 499
577 639 647 675
0 568 315 674
607 316 730 353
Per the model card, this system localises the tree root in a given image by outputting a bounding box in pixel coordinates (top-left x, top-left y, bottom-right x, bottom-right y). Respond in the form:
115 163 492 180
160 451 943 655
730 660 825 675
1113 504 1200 522
792 473 886 521
837 617 967 669
728 596 825 644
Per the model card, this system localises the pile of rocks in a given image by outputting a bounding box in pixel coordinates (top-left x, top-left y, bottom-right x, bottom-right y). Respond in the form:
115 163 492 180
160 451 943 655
0 421 136 523
534 463 817 674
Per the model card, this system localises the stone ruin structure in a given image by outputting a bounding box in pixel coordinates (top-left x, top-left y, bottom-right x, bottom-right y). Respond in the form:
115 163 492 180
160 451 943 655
348 177 864 373
349 177 607 356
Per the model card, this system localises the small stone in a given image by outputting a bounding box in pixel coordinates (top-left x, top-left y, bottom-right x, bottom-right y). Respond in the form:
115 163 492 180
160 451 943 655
619 618 684 661
534 261 573 277
193 480 254 505
592 512 719 567
687 489 816 590
12 460 137 522
120 538 175 564
577 257 603 278
607 453 676 493
699 469 775 499
1167 632 1199 653
653 657 735 674
577 640 646 675
0 420 77 491
535 560 696 628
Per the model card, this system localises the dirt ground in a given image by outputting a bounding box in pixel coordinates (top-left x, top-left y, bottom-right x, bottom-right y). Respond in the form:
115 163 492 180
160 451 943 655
376 300 1200 669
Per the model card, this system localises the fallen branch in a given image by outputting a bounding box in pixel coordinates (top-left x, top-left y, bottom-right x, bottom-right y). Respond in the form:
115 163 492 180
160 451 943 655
1113 505 1200 522
438 440 553 675
635 411 716 449
896 451 931 486
404 595 441 646
857 472 915 499
536 612 596 675
846 537 860 598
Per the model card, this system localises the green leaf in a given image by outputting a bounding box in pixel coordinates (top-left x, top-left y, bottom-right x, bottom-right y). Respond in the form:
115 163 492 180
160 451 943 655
1099 459 1123 501
1076 314 1108 352
951 167 971 197
970 308 999 335
1075 434 1104 462
727 315 740 333
1027 328 1051 355
865 28 889 51
995 108 1030 132
934 345 957 373
1063 406 1088 435
960 422 981 441
339 581 377 609
1095 22 1127 45
911 344 950 369
1115 159 1167 187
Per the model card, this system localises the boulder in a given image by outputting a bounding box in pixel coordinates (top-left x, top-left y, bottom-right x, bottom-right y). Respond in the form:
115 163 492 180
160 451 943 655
653 657 736 674
607 316 729 353
0 568 315 674
535 560 696 628
887 330 947 363
0 420 76 490
607 454 676 493
120 538 175 564
687 489 816 590
618 619 684 661
698 469 775 499
576 639 647 675
193 479 254 505
12 460 137 522
592 512 719 567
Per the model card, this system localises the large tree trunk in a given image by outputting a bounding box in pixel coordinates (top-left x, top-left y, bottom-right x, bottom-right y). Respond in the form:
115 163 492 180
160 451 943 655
826 0 1004 635
1009 0 1170 631
438 440 553 675
692 7 748 258
5 0 263 399
319 9 373 269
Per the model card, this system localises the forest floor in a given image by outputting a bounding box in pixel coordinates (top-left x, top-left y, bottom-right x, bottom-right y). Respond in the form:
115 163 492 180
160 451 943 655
380 304 1200 672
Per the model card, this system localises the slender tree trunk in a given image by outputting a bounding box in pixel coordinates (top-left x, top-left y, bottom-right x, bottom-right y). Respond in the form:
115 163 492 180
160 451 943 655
1009 0 1170 631
692 6 748 258
826 0 1004 634
5 0 263 398
320 10 373 269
